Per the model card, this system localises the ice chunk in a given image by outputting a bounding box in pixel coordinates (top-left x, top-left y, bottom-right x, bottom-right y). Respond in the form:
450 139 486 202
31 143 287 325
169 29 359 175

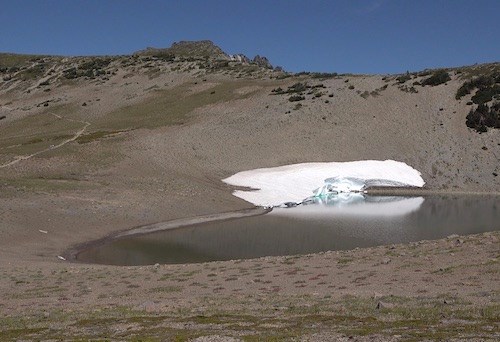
312 176 413 197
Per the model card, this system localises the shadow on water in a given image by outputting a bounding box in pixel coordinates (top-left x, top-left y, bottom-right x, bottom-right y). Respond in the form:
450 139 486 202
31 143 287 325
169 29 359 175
77 195 499 266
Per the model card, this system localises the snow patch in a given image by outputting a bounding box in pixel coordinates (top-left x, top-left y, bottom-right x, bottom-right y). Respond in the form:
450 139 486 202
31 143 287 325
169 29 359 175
223 160 424 206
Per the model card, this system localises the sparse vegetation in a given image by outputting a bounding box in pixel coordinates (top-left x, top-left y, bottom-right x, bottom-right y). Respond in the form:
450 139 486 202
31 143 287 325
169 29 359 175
310 72 338 79
398 85 418 93
63 57 112 80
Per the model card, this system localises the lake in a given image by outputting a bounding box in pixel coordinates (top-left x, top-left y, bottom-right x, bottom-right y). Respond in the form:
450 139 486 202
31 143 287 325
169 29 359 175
76 194 499 266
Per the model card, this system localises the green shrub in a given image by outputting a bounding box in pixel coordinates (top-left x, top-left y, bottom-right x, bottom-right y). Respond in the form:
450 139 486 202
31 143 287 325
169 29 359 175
471 85 500 105
270 87 284 95
396 73 411 84
287 82 308 93
310 72 337 79
421 70 451 86
456 73 500 103
288 95 305 102
466 102 500 132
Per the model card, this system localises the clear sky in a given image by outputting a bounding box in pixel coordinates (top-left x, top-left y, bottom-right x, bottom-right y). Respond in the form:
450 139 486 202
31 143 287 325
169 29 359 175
1 0 499 74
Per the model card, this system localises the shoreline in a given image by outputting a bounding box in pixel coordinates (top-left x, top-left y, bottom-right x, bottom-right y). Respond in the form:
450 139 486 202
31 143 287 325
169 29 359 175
64 206 271 263
365 187 500 196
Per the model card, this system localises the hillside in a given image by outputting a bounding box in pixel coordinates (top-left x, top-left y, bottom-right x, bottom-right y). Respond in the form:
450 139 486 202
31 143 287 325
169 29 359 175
1 40 499 246
1 42 498 191
0 41 499 340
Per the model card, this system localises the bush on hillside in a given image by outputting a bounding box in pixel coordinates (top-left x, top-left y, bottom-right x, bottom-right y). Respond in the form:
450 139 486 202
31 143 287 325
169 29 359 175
466 102 500 132
456 72 500 104
421 70 451 86
396 73 411 84
289 95 305 102
471 85 500 105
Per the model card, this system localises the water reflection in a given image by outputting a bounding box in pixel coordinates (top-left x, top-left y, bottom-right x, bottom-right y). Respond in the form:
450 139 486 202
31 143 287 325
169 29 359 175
297 193 424 217
77 195 499 266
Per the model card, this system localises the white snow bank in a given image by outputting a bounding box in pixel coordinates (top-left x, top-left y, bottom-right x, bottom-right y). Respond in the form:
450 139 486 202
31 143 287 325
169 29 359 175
222 160 424 206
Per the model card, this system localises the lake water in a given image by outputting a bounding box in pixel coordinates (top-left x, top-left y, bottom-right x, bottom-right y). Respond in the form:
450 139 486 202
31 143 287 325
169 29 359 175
76 195 499 266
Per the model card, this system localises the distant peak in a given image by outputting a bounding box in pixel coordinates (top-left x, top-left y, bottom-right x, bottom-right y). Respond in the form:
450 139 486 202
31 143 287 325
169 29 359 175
171 40 216 47
135 40 229 60
134 40 274 68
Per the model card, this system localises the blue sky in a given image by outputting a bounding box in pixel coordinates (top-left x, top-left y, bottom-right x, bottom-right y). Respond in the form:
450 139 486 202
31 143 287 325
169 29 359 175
1 0 499 74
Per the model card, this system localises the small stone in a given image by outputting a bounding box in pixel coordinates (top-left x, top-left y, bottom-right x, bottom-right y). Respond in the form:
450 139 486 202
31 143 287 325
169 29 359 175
381 258 391 265
376 301 394 310
138 301 156 313
447 234 459 239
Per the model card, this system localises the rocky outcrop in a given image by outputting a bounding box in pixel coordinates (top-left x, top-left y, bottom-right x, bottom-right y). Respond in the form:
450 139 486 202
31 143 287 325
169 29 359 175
252 55 273 69
134 41 276 69
229 54 251 64
135 40 230 60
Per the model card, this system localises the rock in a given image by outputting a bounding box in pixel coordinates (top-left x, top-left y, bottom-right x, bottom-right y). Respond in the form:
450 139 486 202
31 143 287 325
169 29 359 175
138 300 156 313
191 336 242 342
229 54 250 64
447 234 459 239
252 55 273 69
376 301 394 310
381 258 391 265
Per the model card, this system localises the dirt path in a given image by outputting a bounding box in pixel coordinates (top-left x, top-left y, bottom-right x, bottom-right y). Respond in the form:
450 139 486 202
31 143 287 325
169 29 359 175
0 111 90 169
